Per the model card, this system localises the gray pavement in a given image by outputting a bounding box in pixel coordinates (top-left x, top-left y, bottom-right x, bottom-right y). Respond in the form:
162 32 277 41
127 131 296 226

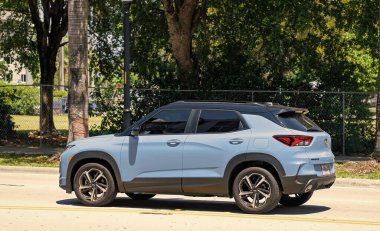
0 171 379 231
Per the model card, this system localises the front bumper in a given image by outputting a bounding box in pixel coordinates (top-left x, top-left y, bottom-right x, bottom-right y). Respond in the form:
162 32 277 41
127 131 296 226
281 174 336 194
59 177 66 190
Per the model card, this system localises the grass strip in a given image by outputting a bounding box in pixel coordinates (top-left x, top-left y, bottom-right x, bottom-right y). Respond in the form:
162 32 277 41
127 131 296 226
0 153 59 167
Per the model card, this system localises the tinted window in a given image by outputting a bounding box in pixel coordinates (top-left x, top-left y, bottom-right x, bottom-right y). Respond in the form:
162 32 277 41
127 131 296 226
278 113 322 132
140 110 191 135
196 110 245 133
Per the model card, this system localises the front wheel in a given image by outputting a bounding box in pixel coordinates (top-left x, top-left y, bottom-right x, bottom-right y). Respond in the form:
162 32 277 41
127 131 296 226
73 163 117 206
279 192 313 207
232 167 281 214
126 193 156 200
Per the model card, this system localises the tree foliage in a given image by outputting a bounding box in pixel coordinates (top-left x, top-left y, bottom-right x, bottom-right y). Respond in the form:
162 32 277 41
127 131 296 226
88 0 378 92
0 0 68 133
0 1 39 78
87 0 379 155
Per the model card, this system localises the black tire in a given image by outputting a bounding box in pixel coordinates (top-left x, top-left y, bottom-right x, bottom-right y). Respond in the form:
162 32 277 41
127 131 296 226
279 192 313 207
233 167 280 214
126 193 156 200
73 163 117 206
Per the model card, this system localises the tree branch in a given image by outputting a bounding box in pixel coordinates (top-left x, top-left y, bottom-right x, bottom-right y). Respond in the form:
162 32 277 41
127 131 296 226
179 0 197 32
0 7 29 15
191 0 207 34
27 0 44 37
60 41 68 47
88 29 124 71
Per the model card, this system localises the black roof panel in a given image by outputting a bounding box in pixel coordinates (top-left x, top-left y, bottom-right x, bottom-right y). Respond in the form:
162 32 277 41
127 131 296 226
160 101 305 115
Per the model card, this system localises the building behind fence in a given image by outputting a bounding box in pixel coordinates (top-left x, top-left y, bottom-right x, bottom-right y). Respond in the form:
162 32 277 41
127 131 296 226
0 84 376 156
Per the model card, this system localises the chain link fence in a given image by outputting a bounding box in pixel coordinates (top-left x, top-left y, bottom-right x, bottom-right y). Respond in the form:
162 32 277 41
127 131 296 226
0 85 376 156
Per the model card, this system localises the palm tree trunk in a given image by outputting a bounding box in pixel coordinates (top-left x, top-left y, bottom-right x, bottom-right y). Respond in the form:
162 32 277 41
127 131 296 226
373 0 380 161
67 0 89 142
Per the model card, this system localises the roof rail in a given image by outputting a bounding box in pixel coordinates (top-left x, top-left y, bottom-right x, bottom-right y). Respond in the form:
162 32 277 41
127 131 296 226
173 100 258 104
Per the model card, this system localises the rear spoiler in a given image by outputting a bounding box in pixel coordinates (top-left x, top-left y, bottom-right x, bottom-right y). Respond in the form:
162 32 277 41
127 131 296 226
276 107 309 116
261 102 309 116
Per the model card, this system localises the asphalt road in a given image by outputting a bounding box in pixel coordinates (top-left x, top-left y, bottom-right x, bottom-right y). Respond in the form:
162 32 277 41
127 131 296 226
0 171 379 231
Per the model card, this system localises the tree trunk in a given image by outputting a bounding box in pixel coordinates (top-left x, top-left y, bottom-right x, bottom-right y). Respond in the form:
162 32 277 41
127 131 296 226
28 0 68 134
373 0 380 161
39 52 56 134
59 47 65 91
161 0 206 88
374 81 380 160
67 0 89 143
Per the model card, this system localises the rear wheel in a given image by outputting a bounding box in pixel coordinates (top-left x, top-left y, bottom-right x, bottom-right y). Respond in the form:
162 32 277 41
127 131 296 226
232 167 280 214
279 192 313 207
126 193 156 200
73 163 117 206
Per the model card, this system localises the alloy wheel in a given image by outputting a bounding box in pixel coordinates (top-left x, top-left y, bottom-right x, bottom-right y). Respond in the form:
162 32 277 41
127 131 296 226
238 173 272 209
78 168 109 202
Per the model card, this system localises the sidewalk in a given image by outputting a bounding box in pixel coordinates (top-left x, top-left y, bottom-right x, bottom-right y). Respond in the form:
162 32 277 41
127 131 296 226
334 156 372 163
0 146 64 155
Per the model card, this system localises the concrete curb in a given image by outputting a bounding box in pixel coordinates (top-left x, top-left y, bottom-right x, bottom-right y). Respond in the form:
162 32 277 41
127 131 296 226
334 178 380 189
0 166 58 174
1 166 379 188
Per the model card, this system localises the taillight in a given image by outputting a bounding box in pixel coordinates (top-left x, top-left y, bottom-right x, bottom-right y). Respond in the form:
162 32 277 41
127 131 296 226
273 135 313 146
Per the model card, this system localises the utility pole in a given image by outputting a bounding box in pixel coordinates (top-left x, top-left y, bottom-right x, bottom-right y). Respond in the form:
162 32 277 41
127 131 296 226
122 0 133 130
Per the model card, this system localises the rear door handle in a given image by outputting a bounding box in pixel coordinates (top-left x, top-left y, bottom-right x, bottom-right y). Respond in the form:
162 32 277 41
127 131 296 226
167 139 181 147
229 138 244 145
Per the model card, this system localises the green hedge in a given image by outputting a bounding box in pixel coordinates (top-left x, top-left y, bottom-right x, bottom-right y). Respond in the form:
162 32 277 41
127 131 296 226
0 90 15 138
0 82 68 115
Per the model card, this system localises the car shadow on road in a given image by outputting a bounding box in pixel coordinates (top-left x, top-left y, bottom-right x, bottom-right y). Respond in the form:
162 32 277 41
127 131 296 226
56 197 330 215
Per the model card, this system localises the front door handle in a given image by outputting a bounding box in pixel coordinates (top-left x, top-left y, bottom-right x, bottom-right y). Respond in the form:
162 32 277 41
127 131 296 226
229 138 244 145
167 139 181 147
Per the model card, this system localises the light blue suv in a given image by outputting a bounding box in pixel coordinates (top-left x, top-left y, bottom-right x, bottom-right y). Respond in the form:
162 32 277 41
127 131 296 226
59 101 335 213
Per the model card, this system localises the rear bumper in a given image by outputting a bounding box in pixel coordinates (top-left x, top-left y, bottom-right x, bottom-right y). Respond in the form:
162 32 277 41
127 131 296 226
281 174 336 194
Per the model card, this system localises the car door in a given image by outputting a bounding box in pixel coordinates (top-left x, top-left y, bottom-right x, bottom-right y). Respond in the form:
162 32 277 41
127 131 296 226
121 109 192 194
182 109 251 195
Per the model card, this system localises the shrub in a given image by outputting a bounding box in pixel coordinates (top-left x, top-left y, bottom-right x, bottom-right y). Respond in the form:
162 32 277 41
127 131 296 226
0 83 39 115
53 90 68 98
0 90 15 138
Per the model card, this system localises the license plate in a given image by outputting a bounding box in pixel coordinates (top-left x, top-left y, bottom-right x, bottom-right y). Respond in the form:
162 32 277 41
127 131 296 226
321 164 330 176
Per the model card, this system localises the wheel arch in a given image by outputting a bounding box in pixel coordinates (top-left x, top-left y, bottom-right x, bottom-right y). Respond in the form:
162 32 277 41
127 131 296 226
224 153 286 197
65 151 125 193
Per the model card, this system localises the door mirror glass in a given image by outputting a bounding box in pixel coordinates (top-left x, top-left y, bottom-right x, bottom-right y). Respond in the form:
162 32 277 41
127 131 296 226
131 126 140 136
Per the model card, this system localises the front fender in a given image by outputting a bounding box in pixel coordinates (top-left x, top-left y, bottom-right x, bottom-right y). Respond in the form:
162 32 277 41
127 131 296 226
65 151 125 193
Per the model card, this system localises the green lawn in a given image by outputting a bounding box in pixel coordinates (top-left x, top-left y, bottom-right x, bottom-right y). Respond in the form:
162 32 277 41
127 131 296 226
335 163 380 180
0 153 59 167
12 115 102 132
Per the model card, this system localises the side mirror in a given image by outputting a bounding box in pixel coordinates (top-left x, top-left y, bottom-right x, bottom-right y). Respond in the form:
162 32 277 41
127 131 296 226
131 126 140 136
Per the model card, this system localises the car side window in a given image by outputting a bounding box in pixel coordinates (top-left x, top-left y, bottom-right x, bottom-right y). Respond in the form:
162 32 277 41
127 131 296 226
139 109 191 135
196 110 245 133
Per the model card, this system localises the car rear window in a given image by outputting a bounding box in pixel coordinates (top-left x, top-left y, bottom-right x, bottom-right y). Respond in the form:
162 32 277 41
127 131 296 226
278 113 323 132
